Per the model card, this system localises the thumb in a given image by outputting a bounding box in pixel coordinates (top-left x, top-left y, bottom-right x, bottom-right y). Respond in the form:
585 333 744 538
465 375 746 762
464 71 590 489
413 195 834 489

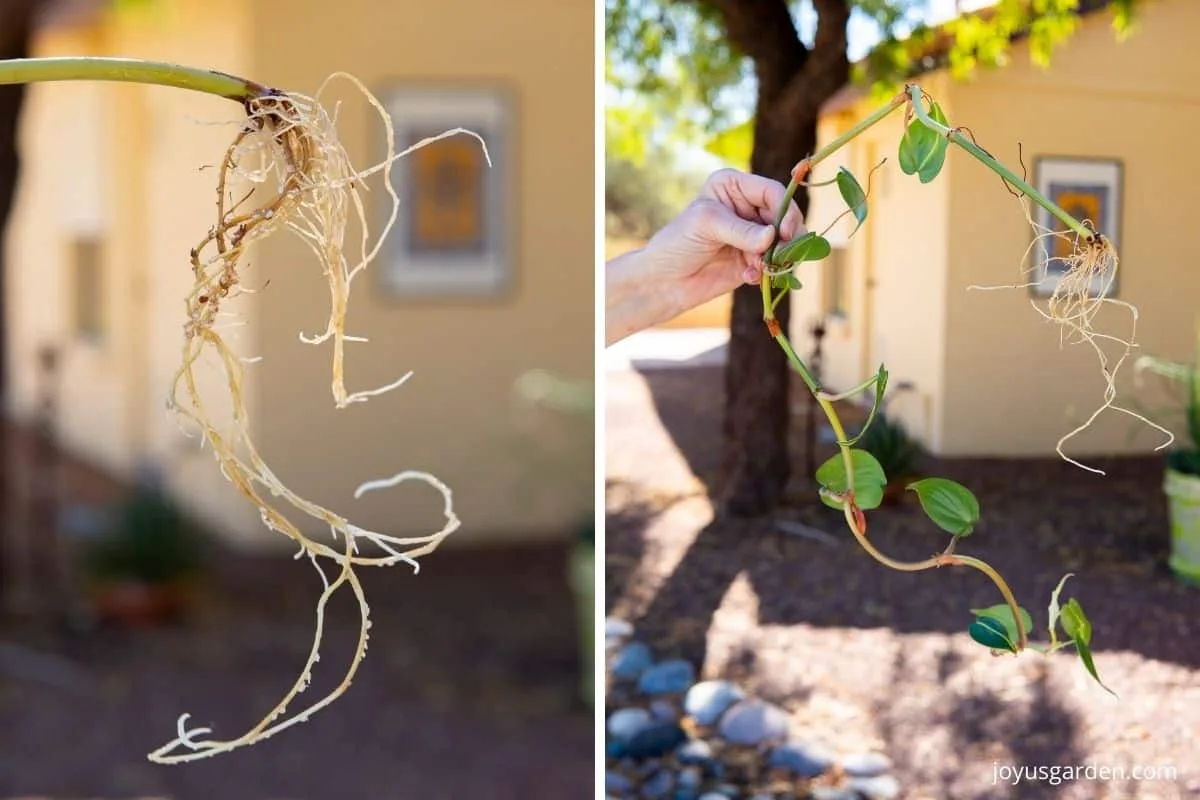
708 210 774 254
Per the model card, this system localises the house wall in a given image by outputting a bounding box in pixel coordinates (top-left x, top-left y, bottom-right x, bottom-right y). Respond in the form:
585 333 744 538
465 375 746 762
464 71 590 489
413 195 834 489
8 0 593 551
941 0 1200 456
798 74 953 448
8 1 265 546
246 0 594 545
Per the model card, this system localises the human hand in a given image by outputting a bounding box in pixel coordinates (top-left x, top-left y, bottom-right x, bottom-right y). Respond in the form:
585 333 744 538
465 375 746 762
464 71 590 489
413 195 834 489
605 168 804 345
643 168 805 312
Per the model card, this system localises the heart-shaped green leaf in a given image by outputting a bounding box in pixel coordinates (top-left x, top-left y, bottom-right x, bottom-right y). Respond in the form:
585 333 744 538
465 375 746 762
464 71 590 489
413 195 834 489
836 167 868 225
773 231 832 266
816 449 887 511
968 616 1015 652
769 273 803 290
907 477 980 537
898 101 949 184
970 604 1033 649
1060 598 1091 645
1061 598 1116 696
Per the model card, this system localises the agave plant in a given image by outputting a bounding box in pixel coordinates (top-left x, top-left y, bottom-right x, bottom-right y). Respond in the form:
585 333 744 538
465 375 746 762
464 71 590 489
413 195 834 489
854 412 925 505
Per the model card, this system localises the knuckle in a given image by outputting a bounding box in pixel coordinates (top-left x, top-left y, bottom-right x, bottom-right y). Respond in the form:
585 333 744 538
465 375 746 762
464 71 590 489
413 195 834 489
689 197 723 224
703 167 737 188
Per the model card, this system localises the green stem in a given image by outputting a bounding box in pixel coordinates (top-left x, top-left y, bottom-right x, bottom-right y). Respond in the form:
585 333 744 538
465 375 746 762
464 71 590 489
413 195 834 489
953 555 1028 650
810 92 908 173
0 57 271 103
818 374 879 403
754 85 1039 653
764 92 907 265
766 320 1028 650
905 85 1091 240
770 286 789 315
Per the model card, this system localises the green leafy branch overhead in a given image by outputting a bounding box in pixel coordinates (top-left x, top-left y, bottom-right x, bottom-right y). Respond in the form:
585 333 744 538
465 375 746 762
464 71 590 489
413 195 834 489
607 0 1141 167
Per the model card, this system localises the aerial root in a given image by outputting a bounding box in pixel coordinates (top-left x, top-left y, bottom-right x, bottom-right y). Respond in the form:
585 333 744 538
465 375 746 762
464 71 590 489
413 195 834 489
149 73 479 763
966 196 1174 473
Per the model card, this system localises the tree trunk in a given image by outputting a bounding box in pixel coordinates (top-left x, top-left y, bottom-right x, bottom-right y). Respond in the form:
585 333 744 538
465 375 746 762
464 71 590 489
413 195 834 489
714 0 849 517
0 1 38 396
718 108 817 517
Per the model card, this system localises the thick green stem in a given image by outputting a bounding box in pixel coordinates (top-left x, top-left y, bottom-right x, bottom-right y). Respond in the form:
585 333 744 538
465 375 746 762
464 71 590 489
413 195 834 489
765 319 1028 650
809 92 907 173
751 83 1098 655
905 85 1091 240
953 554 1028 649
0 57 271 103
764 93 906 266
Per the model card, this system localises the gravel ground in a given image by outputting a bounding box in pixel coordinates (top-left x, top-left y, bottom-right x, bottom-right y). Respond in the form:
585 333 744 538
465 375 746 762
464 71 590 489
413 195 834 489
606 365 1200 800
0 542 592 799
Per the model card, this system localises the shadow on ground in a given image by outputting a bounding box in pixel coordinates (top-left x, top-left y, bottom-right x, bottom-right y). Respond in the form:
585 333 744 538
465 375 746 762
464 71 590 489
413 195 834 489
611 365 1189 668
607 364 1198 799
0 541 591 799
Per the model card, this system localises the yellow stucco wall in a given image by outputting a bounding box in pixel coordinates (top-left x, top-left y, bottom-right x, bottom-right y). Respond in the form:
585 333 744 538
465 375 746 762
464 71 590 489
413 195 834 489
808 0 1199 458
941 0 1200 457
797 75 953 448
246 0 594 545
8 0 593 550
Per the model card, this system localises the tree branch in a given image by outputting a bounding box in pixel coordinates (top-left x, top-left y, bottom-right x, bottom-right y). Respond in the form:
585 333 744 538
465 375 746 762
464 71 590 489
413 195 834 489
778 0 851 121
703 0 808 99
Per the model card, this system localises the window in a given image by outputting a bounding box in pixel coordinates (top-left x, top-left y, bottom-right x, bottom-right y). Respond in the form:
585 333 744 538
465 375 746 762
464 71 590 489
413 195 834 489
71 235 104 343
380 86 511 298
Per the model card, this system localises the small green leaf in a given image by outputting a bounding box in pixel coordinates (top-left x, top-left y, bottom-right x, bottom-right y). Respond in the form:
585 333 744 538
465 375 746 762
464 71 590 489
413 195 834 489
968 616 1015 653
898 101 950 184
918 102 949 183
1060 598 1091 646
898 120 933 176
844 365 889 446
836 167 868 225
815 449 887 511
1047 573 1074 647
906 477 980 537
1074 638 1116 696
773 232 832 266
770 273 804 291
970 604 1033 647
1060 598 1115 696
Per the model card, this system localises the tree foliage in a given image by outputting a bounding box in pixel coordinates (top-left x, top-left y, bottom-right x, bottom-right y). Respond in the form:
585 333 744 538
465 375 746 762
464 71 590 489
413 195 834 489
607 0 1141 161
605 145 702 239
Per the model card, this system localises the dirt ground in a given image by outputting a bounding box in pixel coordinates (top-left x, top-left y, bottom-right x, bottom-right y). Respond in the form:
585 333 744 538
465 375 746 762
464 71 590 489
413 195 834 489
606 364 1200 800
0 541 592 800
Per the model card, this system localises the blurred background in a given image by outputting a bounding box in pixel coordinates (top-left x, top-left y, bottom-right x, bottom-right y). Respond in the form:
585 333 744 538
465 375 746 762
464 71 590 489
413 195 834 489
0 0 595 797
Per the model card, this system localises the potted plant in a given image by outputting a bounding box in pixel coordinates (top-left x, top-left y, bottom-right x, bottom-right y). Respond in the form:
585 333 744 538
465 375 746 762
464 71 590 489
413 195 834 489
83 477 207 626
855 411 925 506
1136 324 1200 586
